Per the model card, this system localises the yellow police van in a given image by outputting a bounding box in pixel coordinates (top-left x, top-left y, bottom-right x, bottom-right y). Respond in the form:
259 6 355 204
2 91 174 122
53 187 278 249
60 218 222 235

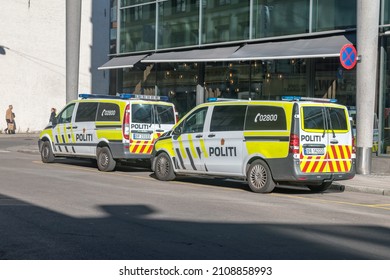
38 94 177 171
151 97 356 193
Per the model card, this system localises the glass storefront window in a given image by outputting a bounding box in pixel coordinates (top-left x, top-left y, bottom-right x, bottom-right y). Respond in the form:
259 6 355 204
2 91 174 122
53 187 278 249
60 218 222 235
384 0 390 24
381 36 390 154
202 0 250 44
252 0 309 38
312 0 356 32
120 4 156 52
313 58 356 106
205 61 251 100
121 0 154 7
156 63 197 117
122 64 156 94
158 0 199 48
204 59 308 101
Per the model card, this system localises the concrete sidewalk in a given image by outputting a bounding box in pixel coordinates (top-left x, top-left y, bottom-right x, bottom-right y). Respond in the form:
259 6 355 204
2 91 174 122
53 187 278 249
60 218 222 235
1 132 390 196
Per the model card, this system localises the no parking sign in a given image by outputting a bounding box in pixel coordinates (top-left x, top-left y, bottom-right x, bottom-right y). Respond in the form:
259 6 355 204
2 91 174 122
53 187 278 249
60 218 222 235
340 44 357 70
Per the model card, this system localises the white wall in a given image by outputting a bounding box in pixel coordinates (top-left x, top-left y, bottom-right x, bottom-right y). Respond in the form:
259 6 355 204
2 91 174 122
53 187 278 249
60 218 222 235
0 0 109 133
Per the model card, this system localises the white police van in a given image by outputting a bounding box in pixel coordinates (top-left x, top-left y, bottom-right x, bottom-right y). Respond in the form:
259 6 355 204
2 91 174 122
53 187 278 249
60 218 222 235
39 94 177 171
151 96 355 193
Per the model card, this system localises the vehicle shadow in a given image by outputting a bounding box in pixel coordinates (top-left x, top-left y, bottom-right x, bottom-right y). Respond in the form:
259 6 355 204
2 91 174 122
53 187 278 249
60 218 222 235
0 193 388 260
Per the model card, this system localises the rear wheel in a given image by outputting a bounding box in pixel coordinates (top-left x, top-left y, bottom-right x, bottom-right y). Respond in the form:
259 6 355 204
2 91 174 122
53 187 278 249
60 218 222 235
97 147 116 172
247 159 275 193
154 152 175 181
41 141 55 163
307 182 332 192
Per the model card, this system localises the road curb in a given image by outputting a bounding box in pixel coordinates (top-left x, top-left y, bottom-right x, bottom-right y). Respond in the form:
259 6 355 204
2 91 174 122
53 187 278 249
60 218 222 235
332 183 390 196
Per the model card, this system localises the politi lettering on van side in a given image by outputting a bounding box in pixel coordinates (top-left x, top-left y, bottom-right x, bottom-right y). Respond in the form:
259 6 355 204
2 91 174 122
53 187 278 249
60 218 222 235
209 146 237 157
131 123 152 130
301 135 322 142
76 133 93 141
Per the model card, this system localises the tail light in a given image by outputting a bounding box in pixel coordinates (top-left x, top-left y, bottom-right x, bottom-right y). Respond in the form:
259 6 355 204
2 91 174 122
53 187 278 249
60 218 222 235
289 133 300 155
352 135 356 155
123 104 130 140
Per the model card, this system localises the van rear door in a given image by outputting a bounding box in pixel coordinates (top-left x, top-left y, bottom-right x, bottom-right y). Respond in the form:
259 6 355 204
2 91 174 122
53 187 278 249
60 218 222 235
129 101 176 155
299 104 353 174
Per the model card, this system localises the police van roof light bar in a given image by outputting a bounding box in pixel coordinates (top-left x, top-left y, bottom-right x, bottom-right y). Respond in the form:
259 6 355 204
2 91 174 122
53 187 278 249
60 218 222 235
79 93 169 101
79 94 122 99
119 93 169 102
282 96 337 103
207 97 249 102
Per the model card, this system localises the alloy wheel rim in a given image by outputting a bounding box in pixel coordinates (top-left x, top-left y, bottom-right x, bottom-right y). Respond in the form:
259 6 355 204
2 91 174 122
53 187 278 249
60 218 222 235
250 164 267 189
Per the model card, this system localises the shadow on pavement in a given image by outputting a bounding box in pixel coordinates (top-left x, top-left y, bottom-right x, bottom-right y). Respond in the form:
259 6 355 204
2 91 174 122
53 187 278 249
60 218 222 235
0 193 389 260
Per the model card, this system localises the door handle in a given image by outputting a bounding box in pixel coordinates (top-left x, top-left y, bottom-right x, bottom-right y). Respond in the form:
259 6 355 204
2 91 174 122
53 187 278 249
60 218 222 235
156 129 164 132
66 126 76 129
330 139 338 144
195 134 203 138
208 134 216 138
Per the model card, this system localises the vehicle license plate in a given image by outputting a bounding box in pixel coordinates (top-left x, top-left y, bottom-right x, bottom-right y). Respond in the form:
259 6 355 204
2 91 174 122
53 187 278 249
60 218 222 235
133 133 151 140
304 147 325 155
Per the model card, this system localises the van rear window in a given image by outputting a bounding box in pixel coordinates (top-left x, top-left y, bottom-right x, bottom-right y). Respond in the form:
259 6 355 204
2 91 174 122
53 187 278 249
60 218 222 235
302 107 325 130
328 107 348 130
302 106 348 131
132 104 152 123
155 105 175 124
245 106 287 130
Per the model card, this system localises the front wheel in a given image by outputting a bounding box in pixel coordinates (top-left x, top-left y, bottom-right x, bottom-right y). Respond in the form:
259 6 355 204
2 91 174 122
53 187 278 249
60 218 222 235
97 147 116 172
154 152 176 181
307 182 332 192
41 141 55 163
247 159 275 193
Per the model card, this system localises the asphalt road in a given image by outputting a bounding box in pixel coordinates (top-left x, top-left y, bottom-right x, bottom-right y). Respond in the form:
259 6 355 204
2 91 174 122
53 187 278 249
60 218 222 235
0 137 390 260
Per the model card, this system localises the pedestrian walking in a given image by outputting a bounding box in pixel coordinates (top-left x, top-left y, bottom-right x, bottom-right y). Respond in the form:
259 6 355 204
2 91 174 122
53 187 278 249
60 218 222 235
4 105 16 134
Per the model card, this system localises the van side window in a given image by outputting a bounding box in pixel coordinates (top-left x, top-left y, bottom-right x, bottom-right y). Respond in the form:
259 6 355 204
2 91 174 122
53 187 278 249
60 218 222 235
328 107 348 130
57 104 75 124
245 106 286 130
302 107 325 130
182 107 207 134
210 105 246 132
155 105 175 124
132 104 152 123
75 102 98 122
96 103 120 122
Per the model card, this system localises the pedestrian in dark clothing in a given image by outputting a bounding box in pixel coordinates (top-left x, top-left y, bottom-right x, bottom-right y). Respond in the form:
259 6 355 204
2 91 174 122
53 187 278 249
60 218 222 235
49 108 56 123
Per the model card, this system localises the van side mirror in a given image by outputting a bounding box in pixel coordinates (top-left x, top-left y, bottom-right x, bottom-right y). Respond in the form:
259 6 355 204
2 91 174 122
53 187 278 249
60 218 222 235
173 126 182 135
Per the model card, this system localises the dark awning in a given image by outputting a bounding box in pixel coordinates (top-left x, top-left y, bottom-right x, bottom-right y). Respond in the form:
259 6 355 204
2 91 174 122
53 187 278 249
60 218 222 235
227 35 355 61
141 46 240 63
98 54 147 70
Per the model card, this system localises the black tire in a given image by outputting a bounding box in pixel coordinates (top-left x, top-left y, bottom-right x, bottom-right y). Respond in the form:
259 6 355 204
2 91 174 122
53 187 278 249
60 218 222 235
247 159 275 193
154 152 175 181
97 146 116 172
41 141 55 163
307 182 332 192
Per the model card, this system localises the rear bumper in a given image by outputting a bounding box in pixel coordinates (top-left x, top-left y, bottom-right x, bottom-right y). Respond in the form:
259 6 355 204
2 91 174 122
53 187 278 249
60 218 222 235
269 155 356 184
109 142 152 160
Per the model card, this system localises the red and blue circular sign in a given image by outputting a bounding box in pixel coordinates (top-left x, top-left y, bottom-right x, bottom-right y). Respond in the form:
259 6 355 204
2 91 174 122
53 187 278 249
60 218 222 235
340 44 357 70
